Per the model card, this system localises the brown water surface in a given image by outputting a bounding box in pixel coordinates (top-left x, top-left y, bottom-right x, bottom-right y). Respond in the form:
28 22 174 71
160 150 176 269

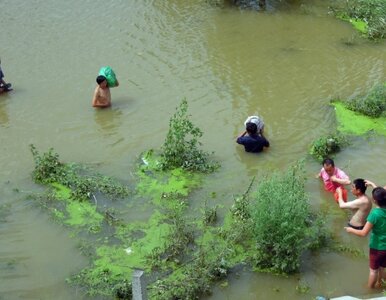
1 0 386 299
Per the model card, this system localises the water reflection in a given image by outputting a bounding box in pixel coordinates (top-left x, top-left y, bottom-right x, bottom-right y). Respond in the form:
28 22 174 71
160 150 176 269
93 105 123 138
0 94 10 127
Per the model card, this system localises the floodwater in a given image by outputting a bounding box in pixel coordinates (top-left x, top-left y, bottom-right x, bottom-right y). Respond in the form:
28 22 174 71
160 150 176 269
0 0 385 299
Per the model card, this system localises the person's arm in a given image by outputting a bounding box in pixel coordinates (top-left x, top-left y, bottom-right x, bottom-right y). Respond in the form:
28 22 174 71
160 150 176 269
261 133 269 147
92 87 100 107
337 188 360 209
345 221 373 237
331 171 351 185
237 130 247 139
365 180 377 189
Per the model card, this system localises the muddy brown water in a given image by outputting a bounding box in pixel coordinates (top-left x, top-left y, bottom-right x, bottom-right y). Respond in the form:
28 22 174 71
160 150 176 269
1 0 386 299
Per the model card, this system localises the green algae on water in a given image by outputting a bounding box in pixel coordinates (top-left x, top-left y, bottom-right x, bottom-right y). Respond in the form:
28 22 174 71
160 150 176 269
332 101 386 136
51 183 104 230
137 151 201 206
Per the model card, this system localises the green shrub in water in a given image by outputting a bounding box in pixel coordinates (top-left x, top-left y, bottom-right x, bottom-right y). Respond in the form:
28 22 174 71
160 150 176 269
160 98 219 173
345 83 386 118
251 163 328 273
30 145 129 200
331 0 386 39
30 144 65 184
309 133 349 162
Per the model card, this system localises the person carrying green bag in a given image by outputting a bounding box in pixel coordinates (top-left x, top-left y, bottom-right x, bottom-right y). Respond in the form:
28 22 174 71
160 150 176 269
92 67 119 108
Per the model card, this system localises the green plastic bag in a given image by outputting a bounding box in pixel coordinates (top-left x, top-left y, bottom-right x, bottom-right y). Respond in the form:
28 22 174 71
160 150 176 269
99 66 117 87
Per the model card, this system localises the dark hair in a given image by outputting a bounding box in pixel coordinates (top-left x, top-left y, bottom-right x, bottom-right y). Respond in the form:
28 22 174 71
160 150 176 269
322 158 335 167
353 178 366 194
96 75 107 85
246 122 257 134
372 187 386 207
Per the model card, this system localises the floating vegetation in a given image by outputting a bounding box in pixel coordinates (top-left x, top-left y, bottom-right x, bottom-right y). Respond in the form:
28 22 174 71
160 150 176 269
344 83 386 118
28 148 339 299
309 133 349 162
331 0 386 39
30 144 130 201
332 101 386 136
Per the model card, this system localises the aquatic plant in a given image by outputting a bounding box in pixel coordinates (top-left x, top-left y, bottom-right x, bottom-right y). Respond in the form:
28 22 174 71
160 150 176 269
30 145 130 200
309 133 349 162
28 146 332 299
202 201 218 225
344 83 386 118
250 163 329 273
149 244 230 300
331 0 386 39
333 101 386 136
30 144 65 184
160 98 219 173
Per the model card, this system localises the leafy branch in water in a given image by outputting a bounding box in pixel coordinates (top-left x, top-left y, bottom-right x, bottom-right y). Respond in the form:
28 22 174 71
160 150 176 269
160 98 219 173
309 133 349 162
30 144 130 200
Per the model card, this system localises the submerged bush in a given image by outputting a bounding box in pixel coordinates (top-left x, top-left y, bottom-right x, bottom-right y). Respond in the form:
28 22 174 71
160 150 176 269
344 83 386 118
160 98 219 173
309 133 349 162
30 144 65 184
251 163 328 273
30 145 129 200
331 0 386 39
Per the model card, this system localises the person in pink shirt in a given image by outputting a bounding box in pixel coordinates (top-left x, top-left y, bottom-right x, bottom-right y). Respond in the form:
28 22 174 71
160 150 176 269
317 158 351 202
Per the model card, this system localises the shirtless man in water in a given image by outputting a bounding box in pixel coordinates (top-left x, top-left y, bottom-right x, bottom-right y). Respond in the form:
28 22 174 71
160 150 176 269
337 178 372 230
92 75 118 108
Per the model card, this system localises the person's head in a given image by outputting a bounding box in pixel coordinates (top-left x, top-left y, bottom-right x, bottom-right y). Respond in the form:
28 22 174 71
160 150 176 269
96 75 107 88
322 158 335 176
351 178 366 196
246 122 257 135
372 187 386 207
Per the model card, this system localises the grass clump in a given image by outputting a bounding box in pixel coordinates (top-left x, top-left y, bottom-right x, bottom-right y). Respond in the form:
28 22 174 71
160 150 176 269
331 0 386 39
309 133 349 162
160 98 219 173
344 83 386 118
251 163 328 273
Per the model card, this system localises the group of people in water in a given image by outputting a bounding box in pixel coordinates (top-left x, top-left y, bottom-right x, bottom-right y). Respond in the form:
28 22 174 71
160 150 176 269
317 158 386 289
236 119 386 289
3 59 385 290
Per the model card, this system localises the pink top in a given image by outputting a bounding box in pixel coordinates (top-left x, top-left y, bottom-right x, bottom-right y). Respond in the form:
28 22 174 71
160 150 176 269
319 167 349 192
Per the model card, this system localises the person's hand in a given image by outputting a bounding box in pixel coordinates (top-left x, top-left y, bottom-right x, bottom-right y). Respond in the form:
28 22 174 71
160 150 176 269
365 180 376 188
330 175 338 182
344 227 351 233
